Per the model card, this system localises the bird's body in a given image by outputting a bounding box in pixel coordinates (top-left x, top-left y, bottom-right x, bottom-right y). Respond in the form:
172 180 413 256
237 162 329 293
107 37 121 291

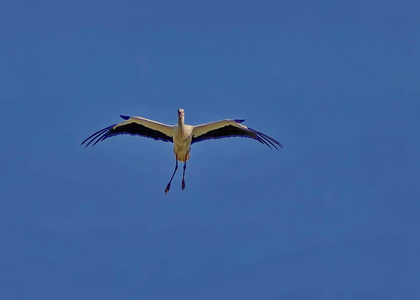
173 126 192 162
173 111 193 162
82 109 282 193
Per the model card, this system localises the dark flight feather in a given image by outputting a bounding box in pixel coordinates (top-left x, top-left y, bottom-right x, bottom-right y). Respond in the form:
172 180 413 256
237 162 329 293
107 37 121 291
191 125 282 150
81 120 173 147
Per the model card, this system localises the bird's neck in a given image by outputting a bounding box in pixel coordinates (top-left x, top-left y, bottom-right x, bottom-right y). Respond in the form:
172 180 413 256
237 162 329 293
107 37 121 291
178 118 184 128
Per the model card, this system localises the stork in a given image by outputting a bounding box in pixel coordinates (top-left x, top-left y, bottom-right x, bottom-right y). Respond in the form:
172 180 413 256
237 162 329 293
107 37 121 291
82 109 282 194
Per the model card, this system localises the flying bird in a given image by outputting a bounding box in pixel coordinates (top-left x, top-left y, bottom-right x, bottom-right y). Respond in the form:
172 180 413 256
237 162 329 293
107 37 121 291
82 109 282 194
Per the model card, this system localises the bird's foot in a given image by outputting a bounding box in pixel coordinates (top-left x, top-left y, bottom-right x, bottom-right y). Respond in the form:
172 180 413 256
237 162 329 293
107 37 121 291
182 180 186 190
165 183 171 194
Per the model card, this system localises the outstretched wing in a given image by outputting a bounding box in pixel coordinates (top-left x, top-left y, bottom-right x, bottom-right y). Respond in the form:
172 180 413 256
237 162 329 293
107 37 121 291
191 119 282 150
81 115 174 147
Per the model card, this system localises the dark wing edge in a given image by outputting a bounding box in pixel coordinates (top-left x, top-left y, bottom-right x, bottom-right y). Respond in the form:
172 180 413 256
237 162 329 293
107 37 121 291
81 117 173 147
191 124 283 150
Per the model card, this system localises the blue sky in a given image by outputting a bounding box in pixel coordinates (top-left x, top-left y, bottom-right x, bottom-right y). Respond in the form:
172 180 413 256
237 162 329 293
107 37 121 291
1 0 420 299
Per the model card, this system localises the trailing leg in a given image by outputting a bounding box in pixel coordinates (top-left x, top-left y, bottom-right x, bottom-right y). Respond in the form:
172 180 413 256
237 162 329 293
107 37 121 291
165 157 178 194
182 160 187 190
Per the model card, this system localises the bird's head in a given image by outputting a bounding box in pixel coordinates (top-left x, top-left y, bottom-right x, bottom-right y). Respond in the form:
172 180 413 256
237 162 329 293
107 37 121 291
178 108 185 119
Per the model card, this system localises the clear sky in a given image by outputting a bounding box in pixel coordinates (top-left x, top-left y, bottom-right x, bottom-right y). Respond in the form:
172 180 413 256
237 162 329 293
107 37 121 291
1 0 419 299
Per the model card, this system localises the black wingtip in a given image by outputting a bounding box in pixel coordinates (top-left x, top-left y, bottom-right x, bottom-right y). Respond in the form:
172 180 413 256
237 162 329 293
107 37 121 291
247 127 283 150
234 119 245 123
81 124 115 147
120 115 130 120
